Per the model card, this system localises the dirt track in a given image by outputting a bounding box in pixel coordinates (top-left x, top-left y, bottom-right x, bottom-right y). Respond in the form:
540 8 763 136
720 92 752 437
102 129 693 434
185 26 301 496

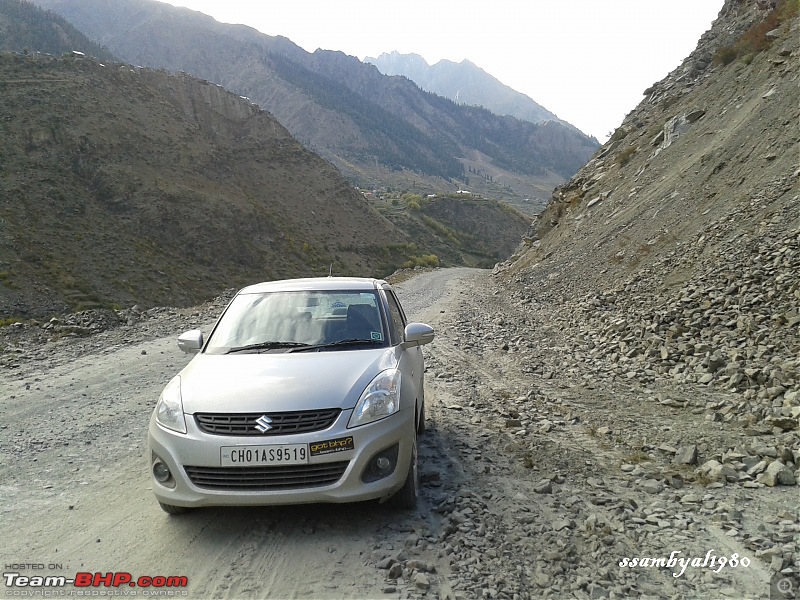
2 268 798 599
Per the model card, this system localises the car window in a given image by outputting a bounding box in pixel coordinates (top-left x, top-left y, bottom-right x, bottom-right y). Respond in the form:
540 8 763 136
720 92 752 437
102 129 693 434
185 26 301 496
384 291 406 345
205 290 387 353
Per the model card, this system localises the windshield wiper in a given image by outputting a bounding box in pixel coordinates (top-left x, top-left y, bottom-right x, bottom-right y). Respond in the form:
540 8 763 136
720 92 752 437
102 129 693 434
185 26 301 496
225 341 310 354
289 339 384 353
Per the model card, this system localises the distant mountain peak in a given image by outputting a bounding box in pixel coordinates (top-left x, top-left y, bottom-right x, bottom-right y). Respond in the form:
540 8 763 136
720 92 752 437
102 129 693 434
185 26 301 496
368 50 430 68
365 51 578 131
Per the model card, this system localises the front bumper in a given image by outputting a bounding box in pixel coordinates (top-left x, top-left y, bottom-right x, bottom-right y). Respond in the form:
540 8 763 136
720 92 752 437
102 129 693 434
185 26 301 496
147 407 415 508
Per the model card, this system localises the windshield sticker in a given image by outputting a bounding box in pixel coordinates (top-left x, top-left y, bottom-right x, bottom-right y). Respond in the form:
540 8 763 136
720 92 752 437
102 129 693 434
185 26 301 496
371 331 383 341
332 301 346 308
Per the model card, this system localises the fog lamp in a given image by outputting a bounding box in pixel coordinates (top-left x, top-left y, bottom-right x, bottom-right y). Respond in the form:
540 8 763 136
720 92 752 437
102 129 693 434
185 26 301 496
361 443 399 483
152 460 172 483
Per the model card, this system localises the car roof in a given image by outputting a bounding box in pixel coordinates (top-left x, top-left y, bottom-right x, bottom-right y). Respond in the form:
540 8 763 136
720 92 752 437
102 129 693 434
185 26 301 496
238 277 389 294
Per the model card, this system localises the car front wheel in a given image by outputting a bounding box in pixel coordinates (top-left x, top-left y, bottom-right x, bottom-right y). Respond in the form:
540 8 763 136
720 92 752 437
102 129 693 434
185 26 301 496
416 399 426 435
159 501 190 515
388 436 418 509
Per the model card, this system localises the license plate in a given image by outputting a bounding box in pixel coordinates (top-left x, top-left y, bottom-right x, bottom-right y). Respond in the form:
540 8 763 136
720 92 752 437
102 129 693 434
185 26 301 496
220 444 308 466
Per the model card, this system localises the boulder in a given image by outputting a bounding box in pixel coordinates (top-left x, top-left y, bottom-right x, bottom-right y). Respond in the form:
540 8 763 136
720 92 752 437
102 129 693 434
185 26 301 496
756 461 797 486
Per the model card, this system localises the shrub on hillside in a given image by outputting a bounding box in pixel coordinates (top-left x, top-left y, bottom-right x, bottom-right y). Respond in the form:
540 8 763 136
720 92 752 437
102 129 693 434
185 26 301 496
713 0 798 65
401 254 440 269
617 146 637 167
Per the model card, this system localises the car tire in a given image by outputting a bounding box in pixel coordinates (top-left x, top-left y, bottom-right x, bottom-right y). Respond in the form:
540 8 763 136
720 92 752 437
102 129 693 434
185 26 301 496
158 501 190 515
416 400 426 435
388 436 418 510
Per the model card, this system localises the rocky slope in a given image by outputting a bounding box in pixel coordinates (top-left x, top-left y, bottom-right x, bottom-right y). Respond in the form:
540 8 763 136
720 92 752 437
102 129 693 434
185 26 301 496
488 0 799 554
498 0 798 410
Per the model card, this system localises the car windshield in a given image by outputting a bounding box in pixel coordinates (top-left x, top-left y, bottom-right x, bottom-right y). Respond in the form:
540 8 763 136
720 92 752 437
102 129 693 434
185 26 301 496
205 290 388 354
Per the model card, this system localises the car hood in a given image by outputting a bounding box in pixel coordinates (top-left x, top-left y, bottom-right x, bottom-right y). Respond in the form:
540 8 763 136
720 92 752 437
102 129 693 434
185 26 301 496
178 348 398 413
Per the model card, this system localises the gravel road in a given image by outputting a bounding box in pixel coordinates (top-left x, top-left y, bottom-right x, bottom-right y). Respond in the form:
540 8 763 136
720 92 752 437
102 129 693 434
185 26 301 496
2 268 797 599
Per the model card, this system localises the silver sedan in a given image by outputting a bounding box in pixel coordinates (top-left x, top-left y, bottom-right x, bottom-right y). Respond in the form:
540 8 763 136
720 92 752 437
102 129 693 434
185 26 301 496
147 277 434 514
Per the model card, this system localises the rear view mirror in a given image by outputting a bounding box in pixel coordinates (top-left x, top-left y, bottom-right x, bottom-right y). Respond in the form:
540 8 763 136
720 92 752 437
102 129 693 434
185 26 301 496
403 322 434 347
178 329 204 354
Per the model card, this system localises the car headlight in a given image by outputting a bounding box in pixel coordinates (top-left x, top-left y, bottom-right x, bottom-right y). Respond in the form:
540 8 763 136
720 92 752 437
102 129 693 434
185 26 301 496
155 375 187 434
348 369 401 428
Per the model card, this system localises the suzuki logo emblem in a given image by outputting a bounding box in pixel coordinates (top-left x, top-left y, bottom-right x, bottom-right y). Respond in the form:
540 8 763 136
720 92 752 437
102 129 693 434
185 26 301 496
255 415 273 432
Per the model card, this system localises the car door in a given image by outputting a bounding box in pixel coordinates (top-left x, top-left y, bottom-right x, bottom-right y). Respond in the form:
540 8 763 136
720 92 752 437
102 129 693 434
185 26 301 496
383 288 424 401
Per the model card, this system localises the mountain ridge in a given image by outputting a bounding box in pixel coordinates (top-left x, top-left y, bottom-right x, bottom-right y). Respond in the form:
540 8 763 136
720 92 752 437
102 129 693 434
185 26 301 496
28 0 599 209
0 0 114 58
365 51 574 131
0 0 533 317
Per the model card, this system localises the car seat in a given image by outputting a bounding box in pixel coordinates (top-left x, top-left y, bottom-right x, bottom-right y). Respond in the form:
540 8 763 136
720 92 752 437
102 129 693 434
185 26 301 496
345 304 381 341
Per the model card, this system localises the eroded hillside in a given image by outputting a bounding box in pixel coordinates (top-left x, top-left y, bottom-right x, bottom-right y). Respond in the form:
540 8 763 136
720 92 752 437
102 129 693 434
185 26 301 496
508 1 797 285
499 0 798 421
0 52 411 316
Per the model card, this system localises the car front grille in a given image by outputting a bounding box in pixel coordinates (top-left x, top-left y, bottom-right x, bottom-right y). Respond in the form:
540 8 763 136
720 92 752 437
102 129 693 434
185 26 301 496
183 462 349 491
194 409 341 436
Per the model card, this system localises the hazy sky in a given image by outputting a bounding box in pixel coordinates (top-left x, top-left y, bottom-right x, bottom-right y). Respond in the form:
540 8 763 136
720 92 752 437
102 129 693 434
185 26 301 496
160 0 724 141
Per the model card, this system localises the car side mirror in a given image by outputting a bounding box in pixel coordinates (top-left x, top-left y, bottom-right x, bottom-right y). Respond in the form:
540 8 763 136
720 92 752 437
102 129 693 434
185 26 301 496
178 329 204 354
402 322 434 348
